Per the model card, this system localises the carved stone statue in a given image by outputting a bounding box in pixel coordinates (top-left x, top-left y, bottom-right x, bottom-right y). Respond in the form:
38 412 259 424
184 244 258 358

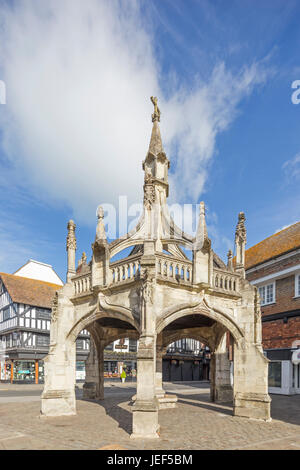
151 96 160 122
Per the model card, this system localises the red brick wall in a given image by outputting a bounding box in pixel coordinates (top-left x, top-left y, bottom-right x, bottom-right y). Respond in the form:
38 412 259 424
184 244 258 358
260 275 300 317
247 252 300 282
262 316 300 349
246 251 300 349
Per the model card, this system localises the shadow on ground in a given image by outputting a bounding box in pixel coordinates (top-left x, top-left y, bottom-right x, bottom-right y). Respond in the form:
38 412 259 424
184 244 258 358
270 393 300 427
79 384 300 432
80 393 133 436
175 393 233 416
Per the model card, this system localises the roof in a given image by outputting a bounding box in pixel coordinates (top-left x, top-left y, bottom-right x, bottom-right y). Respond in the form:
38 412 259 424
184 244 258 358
245 221 300 270
13 259 63 286
0 273 62 309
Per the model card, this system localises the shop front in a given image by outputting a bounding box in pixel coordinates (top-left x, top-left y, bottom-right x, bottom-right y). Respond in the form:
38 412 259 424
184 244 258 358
266 348 300 395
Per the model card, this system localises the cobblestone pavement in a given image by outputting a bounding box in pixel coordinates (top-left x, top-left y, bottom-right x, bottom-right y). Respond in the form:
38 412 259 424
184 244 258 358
0 382 299 450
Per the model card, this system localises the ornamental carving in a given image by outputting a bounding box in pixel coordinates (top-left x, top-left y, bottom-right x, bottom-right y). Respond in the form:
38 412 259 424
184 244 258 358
66 220 77 250
144 184 155 209
141 268 155 304
235 212 246 243
51 291 59 323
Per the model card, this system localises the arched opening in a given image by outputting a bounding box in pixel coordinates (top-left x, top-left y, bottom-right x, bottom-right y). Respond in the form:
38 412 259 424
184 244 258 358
158 309 238 410
162 337 210 382
67 310 140 402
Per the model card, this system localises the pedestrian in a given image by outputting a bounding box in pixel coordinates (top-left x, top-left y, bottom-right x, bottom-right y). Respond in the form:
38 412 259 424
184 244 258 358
121 369 126 384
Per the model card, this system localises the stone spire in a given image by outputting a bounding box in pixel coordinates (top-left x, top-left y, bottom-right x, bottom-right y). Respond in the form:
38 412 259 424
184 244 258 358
143 96 170 205
95 206 107 243
148 119 164 155
193 201 211 285
148 97 163 155
227 249 233 271
235 212 246 278
195 202 210 251
66 219 76 282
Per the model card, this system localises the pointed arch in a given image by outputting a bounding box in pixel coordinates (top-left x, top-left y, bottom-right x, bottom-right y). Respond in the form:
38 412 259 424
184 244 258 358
157 300 244 343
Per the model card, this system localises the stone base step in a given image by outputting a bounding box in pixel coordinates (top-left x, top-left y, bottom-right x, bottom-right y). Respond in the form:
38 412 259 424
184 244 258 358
130 393 178 409
158 394 178 409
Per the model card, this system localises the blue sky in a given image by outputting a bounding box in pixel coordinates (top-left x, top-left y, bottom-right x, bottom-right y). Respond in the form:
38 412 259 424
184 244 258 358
0 0 300 281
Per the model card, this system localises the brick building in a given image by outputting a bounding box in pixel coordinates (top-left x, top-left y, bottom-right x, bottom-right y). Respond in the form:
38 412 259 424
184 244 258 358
245 222 300 394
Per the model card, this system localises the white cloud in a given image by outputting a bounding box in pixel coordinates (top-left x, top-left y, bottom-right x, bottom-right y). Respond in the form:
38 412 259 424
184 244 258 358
282 152 300 182
0 0 271 227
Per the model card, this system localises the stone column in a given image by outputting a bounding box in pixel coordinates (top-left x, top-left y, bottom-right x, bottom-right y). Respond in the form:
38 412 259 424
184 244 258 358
131 334 159 439
131 253 159 439
233 340 271 421
155 348 165 398
210 333 233 403
66 220 76 282
235 212 246 279
41 341 76 417
40 287 77 417
96 344 104 400
83 338 104 400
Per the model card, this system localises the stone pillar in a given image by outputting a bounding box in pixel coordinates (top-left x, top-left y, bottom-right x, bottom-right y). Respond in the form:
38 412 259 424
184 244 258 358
40 287 77 417
235 212 246 279
210 334 233 403
233 340 271 421
66 220 76 282
155 348 165 398
96 344 104 400
131 254 159 439
83 338 104 400
131 335 159 439
40 341 76 417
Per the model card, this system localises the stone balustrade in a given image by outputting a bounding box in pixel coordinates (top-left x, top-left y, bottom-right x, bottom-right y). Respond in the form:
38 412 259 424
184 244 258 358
110 254 141 284
73 273 92 295
213 268 240 294
156 254 193 284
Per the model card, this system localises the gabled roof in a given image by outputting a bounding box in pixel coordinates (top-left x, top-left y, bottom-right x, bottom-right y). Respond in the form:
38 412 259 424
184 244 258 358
0 273 62 309
13 259 63 286
245 221 300 270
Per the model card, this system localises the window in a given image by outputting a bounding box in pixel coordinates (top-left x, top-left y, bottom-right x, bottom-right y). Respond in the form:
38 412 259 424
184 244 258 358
3 306 10 321
129 339 137 352
295 274 300 297
36 335 50 347
268 361 282 388
258 283 275 305
36 309 51 320
76 339 84 350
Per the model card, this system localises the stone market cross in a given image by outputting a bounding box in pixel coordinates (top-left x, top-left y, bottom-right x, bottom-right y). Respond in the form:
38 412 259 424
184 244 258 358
40 97 271 439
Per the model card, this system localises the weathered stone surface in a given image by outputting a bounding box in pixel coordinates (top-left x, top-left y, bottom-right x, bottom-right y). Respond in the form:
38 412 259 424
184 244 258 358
41 97 271 438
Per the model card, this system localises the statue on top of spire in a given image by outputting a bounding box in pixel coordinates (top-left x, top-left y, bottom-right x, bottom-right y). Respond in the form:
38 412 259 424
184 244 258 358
151 96 160 122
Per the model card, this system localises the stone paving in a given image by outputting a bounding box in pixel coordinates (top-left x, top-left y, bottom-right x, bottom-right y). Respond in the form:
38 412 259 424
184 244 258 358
0 382 299 450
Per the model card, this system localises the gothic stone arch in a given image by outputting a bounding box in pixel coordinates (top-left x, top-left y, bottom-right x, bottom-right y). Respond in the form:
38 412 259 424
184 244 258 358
41 98 271 438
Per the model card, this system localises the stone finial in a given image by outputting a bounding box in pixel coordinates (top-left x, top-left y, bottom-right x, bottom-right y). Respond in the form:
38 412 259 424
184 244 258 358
96 205 107 242
150 96 160 122
195 201 210 251
227 249 233 271
66 219 76 282
235 212 246 244
66 219 76 251
78 252 87 267
235 211 246 278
